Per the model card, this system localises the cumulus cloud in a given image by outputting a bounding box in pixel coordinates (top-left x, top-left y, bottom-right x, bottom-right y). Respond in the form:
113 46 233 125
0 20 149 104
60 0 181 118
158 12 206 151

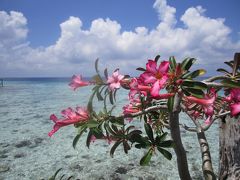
0 0 240 77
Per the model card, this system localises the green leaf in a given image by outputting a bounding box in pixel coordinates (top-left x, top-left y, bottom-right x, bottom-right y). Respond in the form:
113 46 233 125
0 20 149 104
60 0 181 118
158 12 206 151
67 176 73 180
96 87 104 101
183 87 204 98
128 130 142 137
144 123 154 143
128 133 144 144
92 74 103 84
154 55 161 63
167 95 174 112
169 56 176 70
217 68 231 76
111 124 119 133
87 90 96 113
155 132 167 145
86 130 93 148
104 68 108 80
49 168 62 180
224 61 234 68
136 67 146 71
104 123 117 136
110 140 122 157
73 127 87 149
181 58 196 71
182 80 207 90
221 79 240 88
92 128 104 138
60 175 65 180
126 125 135 132
140 149 153 166
182 88 191 96
157 147 172 160
86 120 99 128
158 140 174 148
123 141 131 154
184 69 206 79
95 58 100 74
109 91 114 105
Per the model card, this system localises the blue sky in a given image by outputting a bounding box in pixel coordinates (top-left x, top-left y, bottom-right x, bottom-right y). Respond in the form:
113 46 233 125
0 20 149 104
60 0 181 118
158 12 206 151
0 0 240 77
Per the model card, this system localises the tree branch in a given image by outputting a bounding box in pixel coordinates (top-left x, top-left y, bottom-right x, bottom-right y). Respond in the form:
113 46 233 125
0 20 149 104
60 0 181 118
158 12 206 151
117 104 168 119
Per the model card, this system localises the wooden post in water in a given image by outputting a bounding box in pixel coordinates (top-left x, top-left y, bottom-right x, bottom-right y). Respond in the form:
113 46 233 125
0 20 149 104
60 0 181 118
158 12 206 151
0 79 3 87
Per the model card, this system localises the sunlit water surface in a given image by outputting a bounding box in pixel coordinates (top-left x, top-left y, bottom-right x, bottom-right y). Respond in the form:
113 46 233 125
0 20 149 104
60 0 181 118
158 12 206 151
0 78 219 180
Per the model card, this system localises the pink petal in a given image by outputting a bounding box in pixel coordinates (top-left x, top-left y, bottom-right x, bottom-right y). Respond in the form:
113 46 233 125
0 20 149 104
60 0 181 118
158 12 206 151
204 116 212 125
151 81 161 97
231 88 240 102
158 75 168 88
107 76 114 84
69 75 90 90
204 106 214 116
48 124 61 137
146 60 157 74
90 135 97 143
230 103 240 116
140 72 157 84
186 95 215 106
50 114 58 123
158 61 169 74
152 93 174 100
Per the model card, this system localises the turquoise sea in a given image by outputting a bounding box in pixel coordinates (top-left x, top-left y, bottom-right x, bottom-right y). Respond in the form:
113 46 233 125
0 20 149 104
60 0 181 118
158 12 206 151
0 78 219 179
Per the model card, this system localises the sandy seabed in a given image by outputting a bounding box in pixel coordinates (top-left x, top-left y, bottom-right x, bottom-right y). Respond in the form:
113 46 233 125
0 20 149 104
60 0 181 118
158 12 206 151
0 115 219 180
0 82 219 179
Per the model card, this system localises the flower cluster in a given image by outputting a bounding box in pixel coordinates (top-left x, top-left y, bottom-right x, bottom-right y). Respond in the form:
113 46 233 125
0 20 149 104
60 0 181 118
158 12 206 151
225 88 240 116
48 54 240 169
48 107 89 137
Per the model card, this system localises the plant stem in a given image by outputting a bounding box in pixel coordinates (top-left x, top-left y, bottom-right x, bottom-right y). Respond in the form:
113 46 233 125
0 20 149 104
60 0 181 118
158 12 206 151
169 94 192 180
197 130 216 180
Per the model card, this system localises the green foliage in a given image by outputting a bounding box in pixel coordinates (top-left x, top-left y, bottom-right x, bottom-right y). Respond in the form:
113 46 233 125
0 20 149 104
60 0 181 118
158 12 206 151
140 148 153 166
169 56 177 70
154 54 161 63
221 79 240 88
49 168 73 180
181 57 196 71
182 69 206 79
167 95 175 112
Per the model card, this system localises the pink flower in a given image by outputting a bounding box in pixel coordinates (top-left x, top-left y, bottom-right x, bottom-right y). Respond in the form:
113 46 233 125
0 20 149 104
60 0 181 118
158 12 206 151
224 88 240 116
185 89 217 123
48 107 89 137
230 103 240 116
69 75 90 90
204 116 212 125
90 135 97 143
128 78 150 100
107 69 124 91
229 88 240 102
123 104 140 115
140 60 170 98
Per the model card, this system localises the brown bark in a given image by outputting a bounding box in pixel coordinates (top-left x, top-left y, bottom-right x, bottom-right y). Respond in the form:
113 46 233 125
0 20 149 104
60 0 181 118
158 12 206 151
219 116 240 180
169 94 191 180
197 131 216 179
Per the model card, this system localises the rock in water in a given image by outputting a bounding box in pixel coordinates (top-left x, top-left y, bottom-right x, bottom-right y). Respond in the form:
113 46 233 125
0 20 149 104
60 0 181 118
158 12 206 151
0 165 10 173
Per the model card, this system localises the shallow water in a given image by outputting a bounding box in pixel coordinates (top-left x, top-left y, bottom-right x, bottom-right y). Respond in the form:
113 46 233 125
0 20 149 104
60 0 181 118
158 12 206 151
0 78 219 179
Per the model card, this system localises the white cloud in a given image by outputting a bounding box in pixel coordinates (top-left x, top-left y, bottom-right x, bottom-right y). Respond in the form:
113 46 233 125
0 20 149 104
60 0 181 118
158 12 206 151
0 0 240 77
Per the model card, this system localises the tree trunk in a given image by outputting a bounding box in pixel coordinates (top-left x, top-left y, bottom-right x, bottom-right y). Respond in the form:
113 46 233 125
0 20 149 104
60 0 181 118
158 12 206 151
219 116 240 179
169 94 191 180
